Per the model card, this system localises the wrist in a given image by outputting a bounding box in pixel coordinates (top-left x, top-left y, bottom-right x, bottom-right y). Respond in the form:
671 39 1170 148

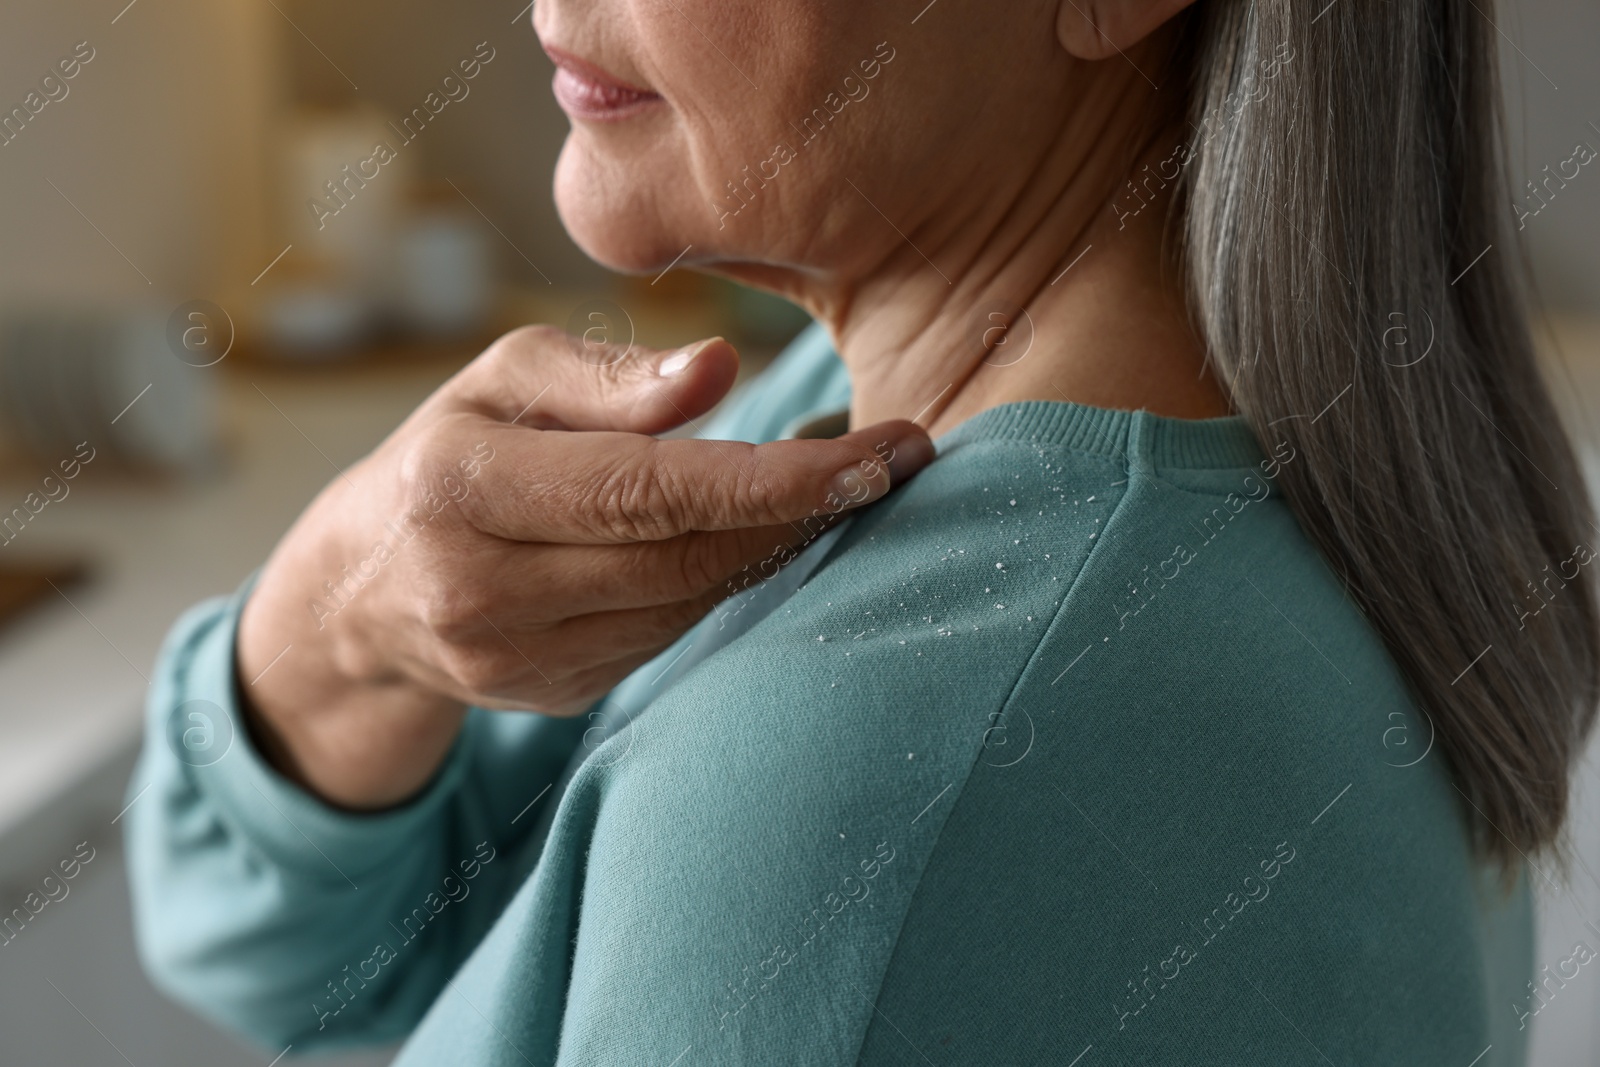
237 551 467 811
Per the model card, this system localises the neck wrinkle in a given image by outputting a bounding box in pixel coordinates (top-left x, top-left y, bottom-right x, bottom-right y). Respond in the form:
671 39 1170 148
811 62 1208 437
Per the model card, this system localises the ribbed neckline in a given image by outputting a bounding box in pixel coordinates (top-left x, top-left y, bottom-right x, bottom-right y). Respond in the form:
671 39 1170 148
934 399 1266 472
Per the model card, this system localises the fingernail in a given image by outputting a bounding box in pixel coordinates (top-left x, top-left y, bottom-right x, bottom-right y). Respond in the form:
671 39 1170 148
658 338 719 377
828 462 890 508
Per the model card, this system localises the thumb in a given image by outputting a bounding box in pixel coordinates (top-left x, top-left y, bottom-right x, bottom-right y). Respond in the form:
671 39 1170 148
604 336 742 436
463 326 742 435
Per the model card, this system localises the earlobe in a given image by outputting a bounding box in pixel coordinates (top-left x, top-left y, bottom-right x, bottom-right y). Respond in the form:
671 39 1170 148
1056 0 1199 61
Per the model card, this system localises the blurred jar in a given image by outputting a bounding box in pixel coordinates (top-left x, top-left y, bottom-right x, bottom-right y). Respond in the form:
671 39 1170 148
282 105 415 300
0 306 219 476
390 203 493 338
257 255 374 359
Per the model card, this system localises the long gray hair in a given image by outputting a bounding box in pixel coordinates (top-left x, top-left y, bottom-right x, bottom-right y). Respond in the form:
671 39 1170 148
1175 1 1598 873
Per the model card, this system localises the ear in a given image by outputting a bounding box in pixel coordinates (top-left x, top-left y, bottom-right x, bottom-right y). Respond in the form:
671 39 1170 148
1056 0 1200 61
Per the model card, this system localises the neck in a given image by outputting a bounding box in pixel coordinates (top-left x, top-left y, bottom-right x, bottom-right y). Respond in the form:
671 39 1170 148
760 59 1231 438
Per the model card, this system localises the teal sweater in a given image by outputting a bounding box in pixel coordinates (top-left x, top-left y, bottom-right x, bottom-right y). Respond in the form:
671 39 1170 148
127 325 1532 1065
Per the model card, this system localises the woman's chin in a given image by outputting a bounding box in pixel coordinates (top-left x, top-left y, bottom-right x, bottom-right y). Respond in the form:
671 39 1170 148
553 147 705 277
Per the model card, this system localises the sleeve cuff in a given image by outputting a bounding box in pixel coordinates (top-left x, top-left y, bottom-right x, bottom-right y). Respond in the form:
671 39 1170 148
159 573 477 884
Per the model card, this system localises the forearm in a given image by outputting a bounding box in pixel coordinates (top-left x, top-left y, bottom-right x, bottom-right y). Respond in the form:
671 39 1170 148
125 586 577 1050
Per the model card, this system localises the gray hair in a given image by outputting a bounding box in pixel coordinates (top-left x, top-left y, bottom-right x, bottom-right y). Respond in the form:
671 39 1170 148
1176 1 1599 873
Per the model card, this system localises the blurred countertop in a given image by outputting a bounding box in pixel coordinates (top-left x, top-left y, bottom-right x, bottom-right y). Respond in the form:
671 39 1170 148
0 351 473 837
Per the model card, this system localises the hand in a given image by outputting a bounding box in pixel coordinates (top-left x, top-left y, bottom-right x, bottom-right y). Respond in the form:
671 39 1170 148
236 327 933 809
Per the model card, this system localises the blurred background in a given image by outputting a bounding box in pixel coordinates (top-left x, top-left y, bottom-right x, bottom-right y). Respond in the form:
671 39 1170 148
0 1 1594 1064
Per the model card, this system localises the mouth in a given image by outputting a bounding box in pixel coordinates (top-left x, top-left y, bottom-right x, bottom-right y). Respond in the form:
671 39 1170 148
543 45 664 122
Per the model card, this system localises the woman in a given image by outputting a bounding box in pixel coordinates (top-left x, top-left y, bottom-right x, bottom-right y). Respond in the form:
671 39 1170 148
127 1 1597 1064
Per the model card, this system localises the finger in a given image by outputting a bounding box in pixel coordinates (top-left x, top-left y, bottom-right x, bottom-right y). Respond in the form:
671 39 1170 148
409 589 727 714
465 652 660 715
534 590 731 676
418 514 853 711
462 418 936 544
444 516 843 626
462 642 683 716
454 325 741 436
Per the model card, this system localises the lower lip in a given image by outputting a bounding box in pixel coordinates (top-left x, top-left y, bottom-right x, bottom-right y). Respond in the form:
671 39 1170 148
551 67 663 122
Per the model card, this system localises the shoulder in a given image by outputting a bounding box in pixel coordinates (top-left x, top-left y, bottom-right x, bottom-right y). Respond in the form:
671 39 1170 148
553 420 1527 1060
621 413 1482 883
680 424 1521 1058
821 433 1527 1062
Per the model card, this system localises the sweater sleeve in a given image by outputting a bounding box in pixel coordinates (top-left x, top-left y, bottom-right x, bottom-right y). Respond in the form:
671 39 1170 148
124 578 587 1052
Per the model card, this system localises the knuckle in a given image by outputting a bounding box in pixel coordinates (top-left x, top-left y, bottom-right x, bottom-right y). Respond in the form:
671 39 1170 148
588 344 656 417
417 579 477 642
589 448 682 541
470 325 569 385
592 360 635 411
396 422 457 500
498 323 568 357
439 644 512 695
727 463 790 525
393 421 481 534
